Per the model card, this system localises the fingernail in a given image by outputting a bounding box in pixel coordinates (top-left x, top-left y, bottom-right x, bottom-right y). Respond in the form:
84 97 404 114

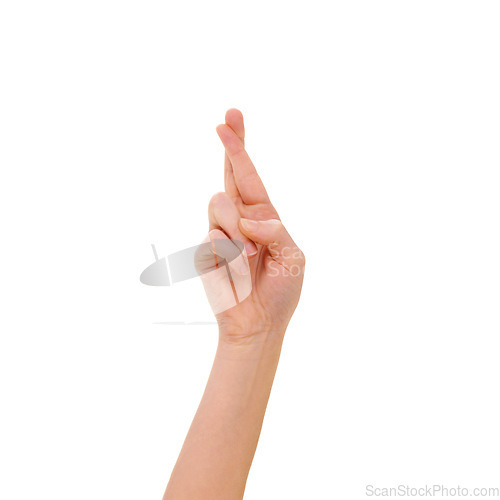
208 229 220 244
240 218 258 231
245 241 258 257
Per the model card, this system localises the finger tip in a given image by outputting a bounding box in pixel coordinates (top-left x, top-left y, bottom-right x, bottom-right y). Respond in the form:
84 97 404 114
216 123 236 145
215 123 227 139
225 109 245 139
208 228 225 241
225 108 243 121
239 218 259 233
245 242 258 258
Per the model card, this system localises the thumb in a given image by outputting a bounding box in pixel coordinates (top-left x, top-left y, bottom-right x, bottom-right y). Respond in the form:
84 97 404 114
239 218 305 270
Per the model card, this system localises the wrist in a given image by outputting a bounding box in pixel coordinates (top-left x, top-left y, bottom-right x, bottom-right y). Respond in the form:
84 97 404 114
217 326 286 360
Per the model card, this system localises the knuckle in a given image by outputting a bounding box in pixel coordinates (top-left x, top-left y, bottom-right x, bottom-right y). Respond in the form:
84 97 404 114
208 191 228 209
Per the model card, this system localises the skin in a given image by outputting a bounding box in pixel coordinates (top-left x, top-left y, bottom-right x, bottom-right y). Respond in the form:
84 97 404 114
163 109 305 500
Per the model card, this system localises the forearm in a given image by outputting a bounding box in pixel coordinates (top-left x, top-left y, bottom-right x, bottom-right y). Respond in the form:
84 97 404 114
164 329 285 500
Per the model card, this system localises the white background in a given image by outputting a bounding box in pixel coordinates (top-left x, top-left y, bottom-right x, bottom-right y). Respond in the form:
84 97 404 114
1 1 499 499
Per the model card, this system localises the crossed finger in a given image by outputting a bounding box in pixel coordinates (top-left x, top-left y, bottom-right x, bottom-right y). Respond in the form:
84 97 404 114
216 113 271 206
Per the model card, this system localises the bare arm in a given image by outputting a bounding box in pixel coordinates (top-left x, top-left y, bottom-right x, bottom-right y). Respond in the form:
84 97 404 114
164 332 284 499
163 109 305 499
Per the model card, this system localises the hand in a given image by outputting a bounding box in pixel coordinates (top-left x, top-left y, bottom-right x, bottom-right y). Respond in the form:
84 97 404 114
201 109 305 346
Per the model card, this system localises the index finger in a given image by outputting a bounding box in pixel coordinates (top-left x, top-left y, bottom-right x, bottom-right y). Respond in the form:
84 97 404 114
216 123 270 205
